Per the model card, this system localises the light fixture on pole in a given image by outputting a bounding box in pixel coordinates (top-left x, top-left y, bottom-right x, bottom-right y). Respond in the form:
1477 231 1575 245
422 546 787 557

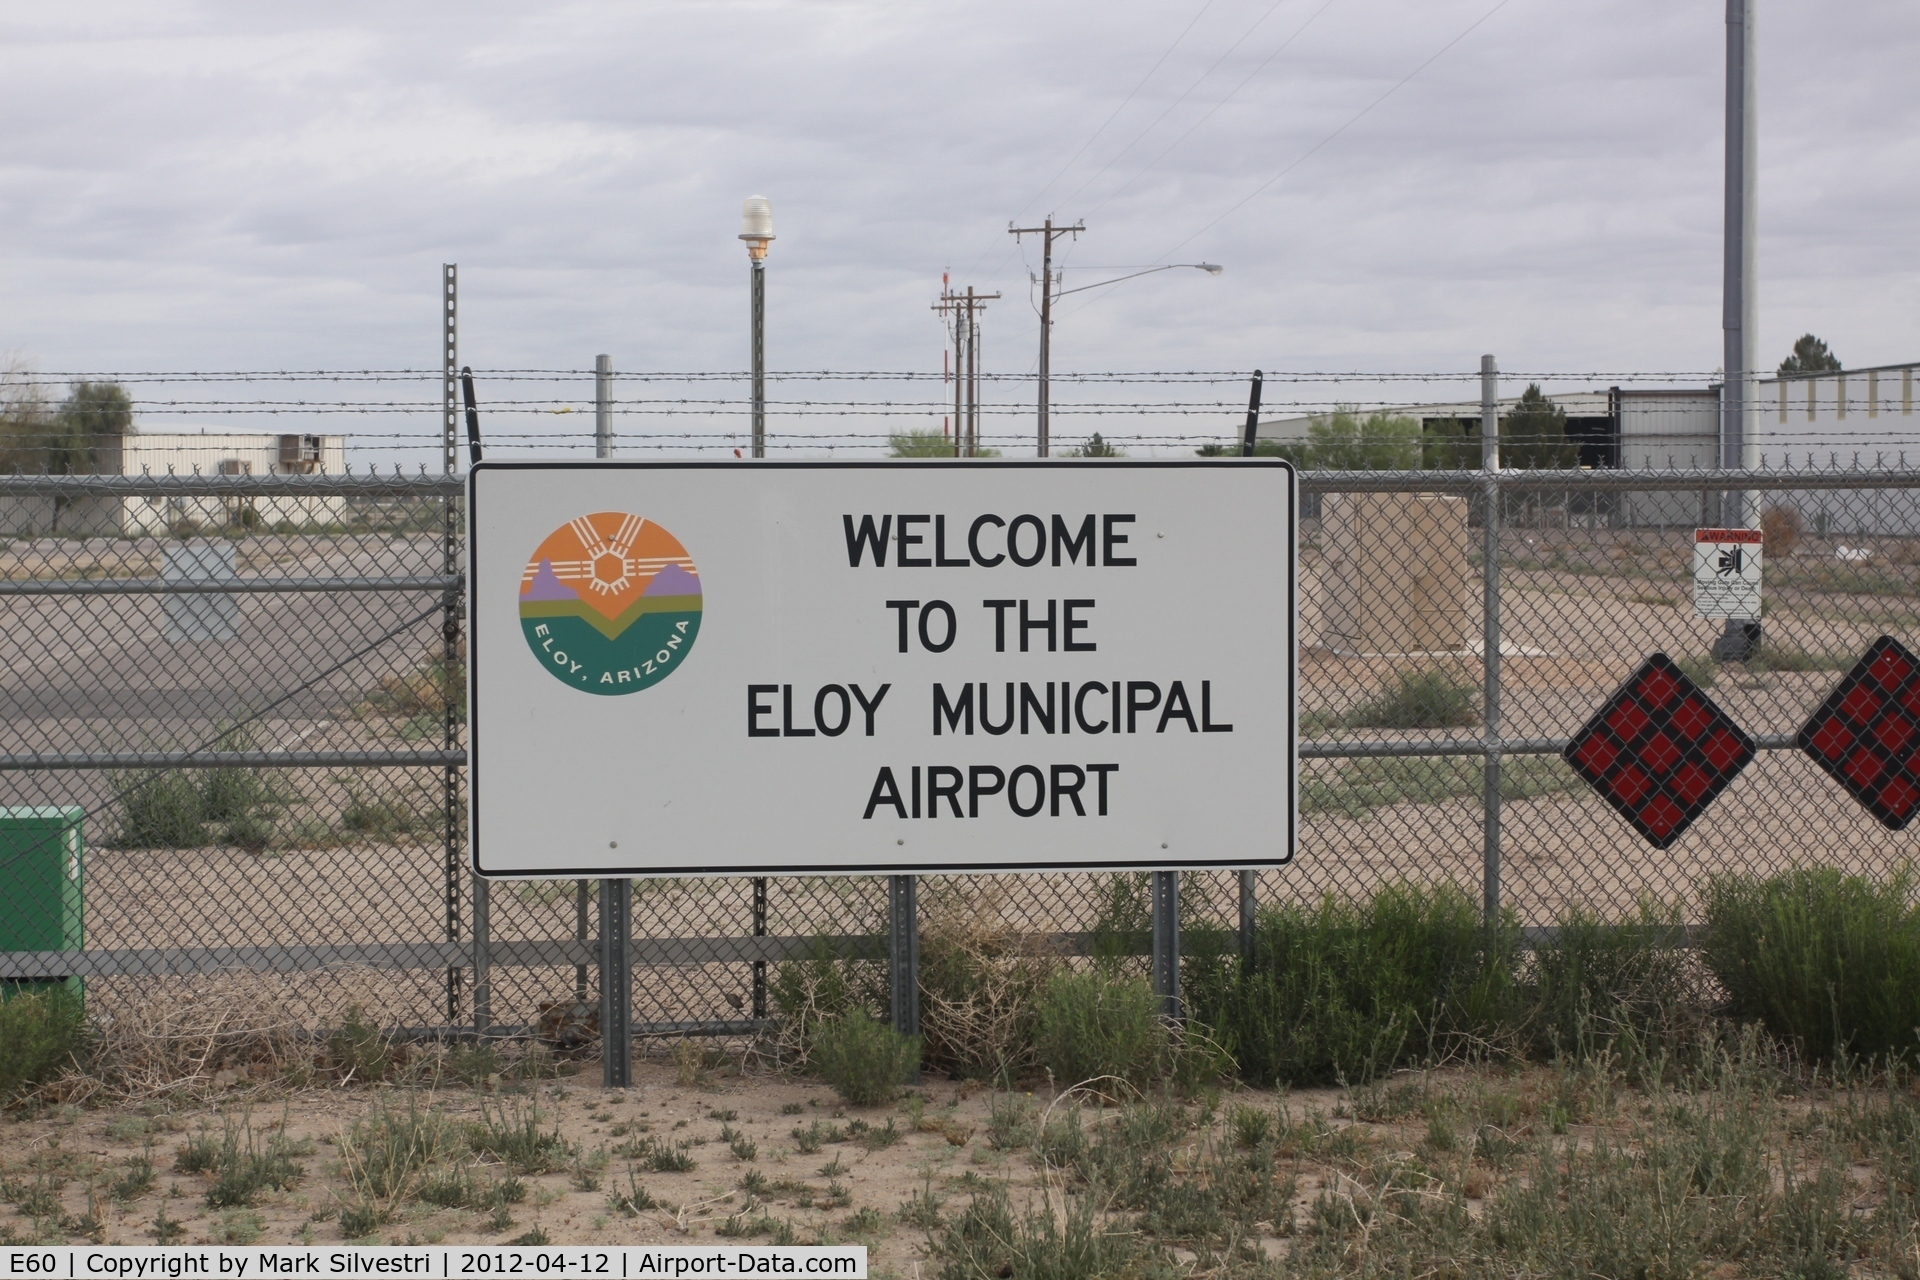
1038 261 1221 457
740 196 775 459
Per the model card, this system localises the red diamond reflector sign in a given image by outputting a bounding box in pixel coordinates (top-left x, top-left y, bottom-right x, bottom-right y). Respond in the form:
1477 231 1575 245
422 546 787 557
1563 653 1756 849
1797 635 1920 830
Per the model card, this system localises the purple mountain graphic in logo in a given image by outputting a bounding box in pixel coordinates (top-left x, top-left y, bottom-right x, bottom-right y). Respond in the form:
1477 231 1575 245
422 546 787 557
644 563 701 597
521 559 579 602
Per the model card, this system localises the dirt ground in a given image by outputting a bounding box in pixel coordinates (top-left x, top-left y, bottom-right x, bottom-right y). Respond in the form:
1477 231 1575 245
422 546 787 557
0 1053 1357 1272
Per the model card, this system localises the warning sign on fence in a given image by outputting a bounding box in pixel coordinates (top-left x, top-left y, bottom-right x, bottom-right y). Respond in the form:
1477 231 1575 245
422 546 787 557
1692 527 1763 621
467 460 1297 878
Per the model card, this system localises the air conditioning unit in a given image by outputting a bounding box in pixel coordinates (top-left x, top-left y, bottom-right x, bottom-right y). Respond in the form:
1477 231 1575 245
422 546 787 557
277 434 323 473
218 458 252 476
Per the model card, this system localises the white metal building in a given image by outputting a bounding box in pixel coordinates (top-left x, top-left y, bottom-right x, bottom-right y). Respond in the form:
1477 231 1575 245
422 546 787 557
0 432 347 536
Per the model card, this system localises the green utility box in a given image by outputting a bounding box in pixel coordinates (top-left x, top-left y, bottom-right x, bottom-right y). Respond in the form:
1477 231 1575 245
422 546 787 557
0 807 85 1001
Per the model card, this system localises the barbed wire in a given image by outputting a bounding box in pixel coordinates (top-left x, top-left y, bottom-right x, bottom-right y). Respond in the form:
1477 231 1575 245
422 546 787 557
13 368 1734 385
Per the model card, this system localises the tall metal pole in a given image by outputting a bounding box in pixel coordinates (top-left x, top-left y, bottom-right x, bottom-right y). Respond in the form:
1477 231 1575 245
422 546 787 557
1718 0 1760 660
740 196 775 459
1480 354 1503 925
595 354 613 460
582 353 611 1007
441 264 465 1026
751 262 767 458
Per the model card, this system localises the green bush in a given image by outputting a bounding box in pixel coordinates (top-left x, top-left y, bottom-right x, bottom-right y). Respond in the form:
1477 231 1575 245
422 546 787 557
119 772 206 848
0 987 88 1103
1185 883 1519 1087
117 754 287 850
1528 903 1696 1057
1034 971 1164 1088
770 936 887 1063
810 1010 919 1106
1703 866 1920 1062
1344 670 1481 730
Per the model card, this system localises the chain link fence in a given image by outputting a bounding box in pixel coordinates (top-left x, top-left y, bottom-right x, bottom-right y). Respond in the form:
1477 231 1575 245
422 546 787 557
2 466 1915 1044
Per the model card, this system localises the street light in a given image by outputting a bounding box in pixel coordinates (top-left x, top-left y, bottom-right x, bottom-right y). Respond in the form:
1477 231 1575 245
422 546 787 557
1034 262 1221 457
1052 262 1222 299
740 196 775 459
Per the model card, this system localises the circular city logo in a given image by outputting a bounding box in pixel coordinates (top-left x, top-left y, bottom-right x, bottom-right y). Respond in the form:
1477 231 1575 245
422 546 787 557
518 513 702 696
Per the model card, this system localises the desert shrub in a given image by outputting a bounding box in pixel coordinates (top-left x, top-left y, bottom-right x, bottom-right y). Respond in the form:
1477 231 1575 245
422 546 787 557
1085 873 1153 964
1762 505 1803 558
769 936 887 1066
338 1094 452 1206
1703 866 1920 1062
936 1179 1156 1279
0 987 88 1103
200 1112 307 1208
810 1010 919 1106
468 1099 574 1173
118 772 206 848
916 884 1060 1081
1527 903 1700 1057
327 1005 396 1082
1344 670 1480 730
1185 882 1519 1086
1034 971 1163 1088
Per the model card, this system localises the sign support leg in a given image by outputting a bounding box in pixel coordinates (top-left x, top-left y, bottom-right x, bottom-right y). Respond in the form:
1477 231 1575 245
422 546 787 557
601 878 632 1087
888 874 919 1079
751 877 768 1020
1151 870 1180 1023
574 880 590 1002
1237 869 1257 965
470 874 491 1040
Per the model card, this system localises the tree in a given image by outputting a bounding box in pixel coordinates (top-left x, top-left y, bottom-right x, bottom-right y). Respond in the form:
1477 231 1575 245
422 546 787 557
1778 334 1841 376
0 360 52 474
888 428 998 458
1195 438 1302 464
1499 384 1578 470
1066 432 1124 458
1304 406 1422 470
47 381 134 474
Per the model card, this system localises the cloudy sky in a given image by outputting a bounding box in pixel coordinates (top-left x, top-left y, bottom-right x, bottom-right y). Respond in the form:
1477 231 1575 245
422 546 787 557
2 0 1915 455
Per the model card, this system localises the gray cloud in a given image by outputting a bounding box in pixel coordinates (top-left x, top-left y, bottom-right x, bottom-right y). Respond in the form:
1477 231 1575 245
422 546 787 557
2 0 1914 455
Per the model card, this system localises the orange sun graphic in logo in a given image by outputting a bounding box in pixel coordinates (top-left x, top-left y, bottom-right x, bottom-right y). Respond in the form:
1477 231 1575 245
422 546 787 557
517 513 702 695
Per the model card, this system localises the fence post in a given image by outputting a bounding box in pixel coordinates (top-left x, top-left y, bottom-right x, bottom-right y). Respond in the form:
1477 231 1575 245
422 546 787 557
1237 869 1257 965
751 878 769 1019
1151 870 1180 1021
471 874 491 1039
442 263 463 1026
574 881 590 1002
888 875 919 1043
600 878 632 1087
1480 354 1504 924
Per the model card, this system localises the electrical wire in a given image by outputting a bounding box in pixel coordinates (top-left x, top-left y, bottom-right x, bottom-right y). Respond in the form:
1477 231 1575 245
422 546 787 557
1160 0 1518 261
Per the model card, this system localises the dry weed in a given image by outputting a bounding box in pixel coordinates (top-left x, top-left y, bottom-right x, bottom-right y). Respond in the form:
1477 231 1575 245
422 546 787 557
917 882 1062 1081
56 969 411 1100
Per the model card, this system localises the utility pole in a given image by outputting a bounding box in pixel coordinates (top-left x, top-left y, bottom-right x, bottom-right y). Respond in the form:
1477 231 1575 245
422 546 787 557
1008 217 1084 457
932 283 999 457
1716 0 1760 661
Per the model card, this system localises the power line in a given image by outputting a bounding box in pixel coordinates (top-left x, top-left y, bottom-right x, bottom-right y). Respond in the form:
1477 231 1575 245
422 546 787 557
1080 0 1343 223
1161 0 1517 261
1050 0 1300 218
